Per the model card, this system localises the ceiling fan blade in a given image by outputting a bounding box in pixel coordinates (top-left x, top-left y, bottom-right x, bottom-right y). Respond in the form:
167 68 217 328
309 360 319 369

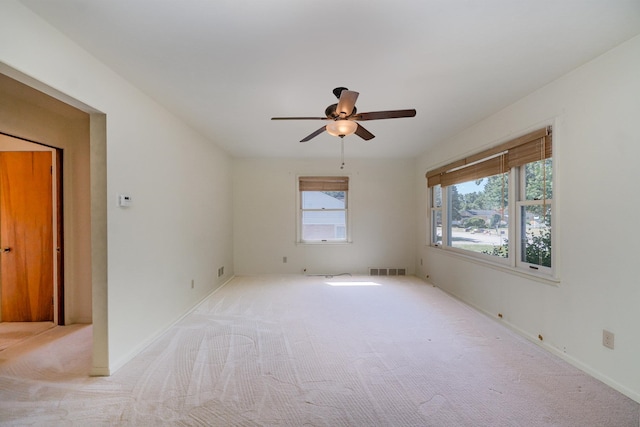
336 90 359 117
353 109 416 121
272 117 328 120
300 126 327 142
355 124 375 141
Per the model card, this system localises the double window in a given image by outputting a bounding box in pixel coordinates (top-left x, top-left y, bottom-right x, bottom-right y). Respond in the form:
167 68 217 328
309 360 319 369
427 127 553 276
298 176 349 243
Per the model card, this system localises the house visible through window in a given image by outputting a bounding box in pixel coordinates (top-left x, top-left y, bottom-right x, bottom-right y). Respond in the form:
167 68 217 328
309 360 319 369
426 127 553 275
299 176 349 243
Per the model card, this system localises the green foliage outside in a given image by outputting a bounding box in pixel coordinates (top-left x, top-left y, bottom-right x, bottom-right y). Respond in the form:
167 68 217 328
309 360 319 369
450 174 508 216
482 228 551 267
524 228 552 267
472 159 552 267
443 157 553 267
450 159 551 216
483 242 509 258
489 213 502 228
450 186 462 221
464 217 487 229
525 159 552 200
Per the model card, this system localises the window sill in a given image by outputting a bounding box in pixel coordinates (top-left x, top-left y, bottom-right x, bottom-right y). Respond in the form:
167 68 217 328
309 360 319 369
297 240 352 246
427 245 560 286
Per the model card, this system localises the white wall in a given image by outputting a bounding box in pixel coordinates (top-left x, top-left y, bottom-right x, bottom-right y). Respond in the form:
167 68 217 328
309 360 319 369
415 35 640 402
234 158 416 275
0 1 234 374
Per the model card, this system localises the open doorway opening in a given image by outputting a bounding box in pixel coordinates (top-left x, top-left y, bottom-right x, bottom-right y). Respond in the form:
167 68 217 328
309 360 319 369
0 69 107 373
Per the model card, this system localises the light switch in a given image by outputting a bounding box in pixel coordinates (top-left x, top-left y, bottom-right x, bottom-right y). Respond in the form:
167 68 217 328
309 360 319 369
118 194 132 207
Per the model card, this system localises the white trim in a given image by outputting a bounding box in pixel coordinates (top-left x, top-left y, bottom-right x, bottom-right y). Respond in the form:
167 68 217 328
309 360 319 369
295 174 352 244
427 245 560 286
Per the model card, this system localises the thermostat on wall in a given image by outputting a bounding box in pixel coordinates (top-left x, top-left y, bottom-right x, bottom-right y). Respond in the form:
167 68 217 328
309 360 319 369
118 194 132 207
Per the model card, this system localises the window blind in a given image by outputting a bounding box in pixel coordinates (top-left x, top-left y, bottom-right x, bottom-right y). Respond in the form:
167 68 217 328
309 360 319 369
426 127 551 187
439 155 506 187
506 136 552 169
299 176 349 192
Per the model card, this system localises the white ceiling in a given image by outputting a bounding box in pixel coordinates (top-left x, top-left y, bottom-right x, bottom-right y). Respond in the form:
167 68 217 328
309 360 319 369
19 0 640 159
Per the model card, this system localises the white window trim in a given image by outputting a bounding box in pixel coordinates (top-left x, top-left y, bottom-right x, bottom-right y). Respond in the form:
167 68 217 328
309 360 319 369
426 125 558 283
296 175 352 245
514 199 553 275
430 185 442 247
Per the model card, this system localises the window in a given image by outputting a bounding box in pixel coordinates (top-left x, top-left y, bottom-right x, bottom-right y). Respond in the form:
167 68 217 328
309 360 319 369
517 157 552 270
427 127 553 276
298 176 349 243
446 171 509 257
430 184 442 246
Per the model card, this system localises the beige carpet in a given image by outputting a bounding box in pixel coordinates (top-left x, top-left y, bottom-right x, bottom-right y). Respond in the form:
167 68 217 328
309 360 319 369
0 275 638 426
0 321 54 351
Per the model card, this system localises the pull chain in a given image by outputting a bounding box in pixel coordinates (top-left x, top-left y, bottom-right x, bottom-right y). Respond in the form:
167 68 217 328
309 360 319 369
340 137 345 169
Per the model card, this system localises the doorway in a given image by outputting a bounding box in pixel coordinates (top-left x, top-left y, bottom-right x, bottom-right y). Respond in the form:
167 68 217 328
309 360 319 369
0 67 108 375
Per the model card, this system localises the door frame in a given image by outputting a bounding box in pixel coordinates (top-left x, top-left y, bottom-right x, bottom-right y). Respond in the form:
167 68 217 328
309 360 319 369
0 132 64 325
55 147 64 325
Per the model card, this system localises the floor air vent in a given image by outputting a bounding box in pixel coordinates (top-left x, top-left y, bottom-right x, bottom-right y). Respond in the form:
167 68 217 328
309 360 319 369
369 268 406 276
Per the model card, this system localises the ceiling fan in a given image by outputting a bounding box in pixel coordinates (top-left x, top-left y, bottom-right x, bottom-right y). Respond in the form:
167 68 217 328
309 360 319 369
271 87 416 142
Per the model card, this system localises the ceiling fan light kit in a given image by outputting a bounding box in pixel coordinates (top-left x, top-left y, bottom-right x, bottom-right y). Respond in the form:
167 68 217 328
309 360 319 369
326 120 358 137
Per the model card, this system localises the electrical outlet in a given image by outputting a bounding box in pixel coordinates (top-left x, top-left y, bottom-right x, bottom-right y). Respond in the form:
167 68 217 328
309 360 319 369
283 256 287 263
603 330 615 350
191 279 194 289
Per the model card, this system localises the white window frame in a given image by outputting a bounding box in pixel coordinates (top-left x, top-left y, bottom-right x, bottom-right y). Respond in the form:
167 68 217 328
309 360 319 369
297 176 351 245
430 184 443 246
427 127 556 280
442 174 511 266
514 160 553 275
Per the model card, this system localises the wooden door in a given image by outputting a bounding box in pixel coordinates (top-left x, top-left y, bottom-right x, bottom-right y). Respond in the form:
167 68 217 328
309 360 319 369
0 151 54 321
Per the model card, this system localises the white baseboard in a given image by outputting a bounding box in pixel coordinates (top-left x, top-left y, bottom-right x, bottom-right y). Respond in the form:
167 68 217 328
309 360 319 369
101 275 235 376
433 283 640 405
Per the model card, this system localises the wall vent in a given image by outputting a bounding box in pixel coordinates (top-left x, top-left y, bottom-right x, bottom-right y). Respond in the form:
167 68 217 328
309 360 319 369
369 268 406 276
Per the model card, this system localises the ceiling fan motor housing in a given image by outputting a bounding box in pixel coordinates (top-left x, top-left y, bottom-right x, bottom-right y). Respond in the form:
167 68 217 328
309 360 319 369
332 87 349 98
325 103 356 119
